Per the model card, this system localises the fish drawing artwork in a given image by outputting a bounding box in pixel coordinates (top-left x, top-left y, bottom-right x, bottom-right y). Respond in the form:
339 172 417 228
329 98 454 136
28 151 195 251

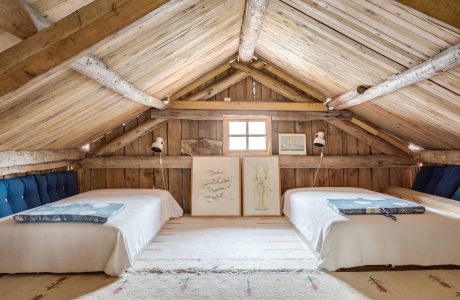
199 169 233 203
254 163 272 210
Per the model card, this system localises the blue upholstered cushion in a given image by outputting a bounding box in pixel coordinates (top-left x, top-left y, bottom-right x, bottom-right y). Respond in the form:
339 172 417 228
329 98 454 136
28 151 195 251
452 186 460 201
33 175 50 204
64 172 78 196
5 178 29 213
19 175 42 208
45 173 59 202
424 167 445 194
56 172 67 199
0 181 13 218
433 166 460 198
412 167 434 192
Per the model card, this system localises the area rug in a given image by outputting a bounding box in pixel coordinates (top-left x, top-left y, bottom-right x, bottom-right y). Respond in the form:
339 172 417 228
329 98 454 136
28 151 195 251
2 269 460 300
131 216 317 272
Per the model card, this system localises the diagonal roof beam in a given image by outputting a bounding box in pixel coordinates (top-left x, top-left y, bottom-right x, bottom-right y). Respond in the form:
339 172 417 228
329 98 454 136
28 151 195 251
0 0 168 100
11 0 167 109
328 42 460 110
0 0 37 39
238 0 270 63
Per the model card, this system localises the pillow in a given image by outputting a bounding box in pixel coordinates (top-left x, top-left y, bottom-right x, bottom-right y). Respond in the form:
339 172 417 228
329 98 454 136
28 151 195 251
19 175 42 208
55 172 67 199
452 186 460 201
64 171 78 196
33 175 51 204
0 181 13 218
424 167 445 195
5 178 29 213
412 167 434 192
434 166 460 198
45 173 60 202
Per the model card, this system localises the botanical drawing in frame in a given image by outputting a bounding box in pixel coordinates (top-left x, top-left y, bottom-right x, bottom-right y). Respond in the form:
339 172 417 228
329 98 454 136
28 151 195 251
243 156 281 216
191 156 241 216
278 133 306 155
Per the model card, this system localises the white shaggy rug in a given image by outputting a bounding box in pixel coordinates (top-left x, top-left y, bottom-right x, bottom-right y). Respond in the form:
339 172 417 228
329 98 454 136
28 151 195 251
131 216 317 272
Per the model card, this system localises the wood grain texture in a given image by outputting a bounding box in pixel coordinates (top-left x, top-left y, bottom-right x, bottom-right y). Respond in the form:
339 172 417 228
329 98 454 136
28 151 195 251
0 0 37 39
0 161 70 176
413 150 460 164
181 139 223 155
0 149 84 167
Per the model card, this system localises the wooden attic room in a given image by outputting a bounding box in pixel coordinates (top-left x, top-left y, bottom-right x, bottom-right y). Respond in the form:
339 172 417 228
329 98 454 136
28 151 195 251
0 0 459 298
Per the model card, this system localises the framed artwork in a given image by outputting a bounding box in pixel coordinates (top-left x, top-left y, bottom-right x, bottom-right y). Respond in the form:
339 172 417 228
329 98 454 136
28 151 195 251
278 133 306 155
242 156 281 216
191 156 241 216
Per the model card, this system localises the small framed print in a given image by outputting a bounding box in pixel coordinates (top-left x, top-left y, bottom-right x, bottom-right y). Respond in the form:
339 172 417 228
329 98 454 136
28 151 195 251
278 133 306 155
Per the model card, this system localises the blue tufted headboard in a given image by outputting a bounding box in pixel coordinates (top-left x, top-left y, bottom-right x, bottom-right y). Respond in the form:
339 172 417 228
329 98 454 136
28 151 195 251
0 171 78 218
412 166 460 200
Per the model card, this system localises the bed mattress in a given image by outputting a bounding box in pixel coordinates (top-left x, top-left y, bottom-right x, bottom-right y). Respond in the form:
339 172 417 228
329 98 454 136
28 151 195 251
0 189 183 276
283 187 460 271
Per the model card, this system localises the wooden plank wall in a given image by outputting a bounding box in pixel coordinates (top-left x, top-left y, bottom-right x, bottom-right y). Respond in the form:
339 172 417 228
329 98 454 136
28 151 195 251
81 70 417 213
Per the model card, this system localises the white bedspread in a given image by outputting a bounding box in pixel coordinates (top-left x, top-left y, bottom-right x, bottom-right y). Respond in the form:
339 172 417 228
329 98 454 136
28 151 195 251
283 187 460 271
0 189 183 276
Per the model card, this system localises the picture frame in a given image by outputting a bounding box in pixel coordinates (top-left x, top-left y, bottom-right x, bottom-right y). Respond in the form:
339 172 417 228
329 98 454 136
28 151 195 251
191 156 241 216
242 156 281 216
278 133 306 155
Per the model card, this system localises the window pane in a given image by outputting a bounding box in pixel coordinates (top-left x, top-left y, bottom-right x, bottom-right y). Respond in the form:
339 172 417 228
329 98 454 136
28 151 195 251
248 121 266 135
229 137 247 150
229 121 246 135
248 137 266 150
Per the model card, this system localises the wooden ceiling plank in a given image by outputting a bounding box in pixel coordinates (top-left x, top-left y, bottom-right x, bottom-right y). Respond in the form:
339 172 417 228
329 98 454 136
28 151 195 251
396 0 460 30
238 0 270 63
0 0 37 39
0 0 169 97
18 1 166 109
328 42 460 110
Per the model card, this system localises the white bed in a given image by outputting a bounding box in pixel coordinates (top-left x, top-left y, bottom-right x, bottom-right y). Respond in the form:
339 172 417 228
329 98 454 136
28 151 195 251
283 187 460 271
0 189 183 276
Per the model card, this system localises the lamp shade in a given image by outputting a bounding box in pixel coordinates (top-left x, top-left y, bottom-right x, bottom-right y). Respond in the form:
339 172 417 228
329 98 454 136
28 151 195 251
313 131 325 148
151 137 164 153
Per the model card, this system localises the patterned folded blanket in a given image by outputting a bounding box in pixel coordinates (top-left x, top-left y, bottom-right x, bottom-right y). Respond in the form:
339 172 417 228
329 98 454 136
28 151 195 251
13 203 126 224
328 198 425 217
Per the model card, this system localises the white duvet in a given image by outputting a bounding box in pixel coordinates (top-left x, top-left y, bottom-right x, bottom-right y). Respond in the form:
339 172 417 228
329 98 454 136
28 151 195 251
0 189 183 276
283 187 460 271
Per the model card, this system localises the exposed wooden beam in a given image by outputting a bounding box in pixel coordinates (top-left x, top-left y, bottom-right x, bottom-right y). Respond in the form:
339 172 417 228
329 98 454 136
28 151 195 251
0 0 168 97
184 71 249 101
329 120 407 156
0 0 37 39
238 0 270 63
231 61 316 102
151 108 351 121
396 0 460 29
279 155 416 169
71 55 167 108
170 62 231 101
257 59 412 154
0 161 71 176
385 186 460 214
328 43 460 109
0 149 84 168
80 155 415 169
412 150 460 165
93 118 167 157
167 101 328 112
18 1 166 109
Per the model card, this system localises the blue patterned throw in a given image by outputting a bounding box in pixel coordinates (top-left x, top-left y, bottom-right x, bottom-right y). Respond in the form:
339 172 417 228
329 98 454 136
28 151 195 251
13 203 126 223
327 198 425 221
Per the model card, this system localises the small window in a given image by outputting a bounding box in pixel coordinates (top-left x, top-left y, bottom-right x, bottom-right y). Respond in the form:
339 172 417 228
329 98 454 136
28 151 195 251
223 116 272 155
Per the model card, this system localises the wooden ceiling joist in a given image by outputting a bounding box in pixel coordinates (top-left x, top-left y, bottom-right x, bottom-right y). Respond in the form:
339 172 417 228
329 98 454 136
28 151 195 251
396 0 460 30
93 118 168 157
15 1 166 109
151 109 350 122
0 149 84 168
328 42 460 110
81 155 416 169
0 161 71 176
238 0 270 63
0 0 168 97
412 150 460 165
0 0 37 39
167 101 328 111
